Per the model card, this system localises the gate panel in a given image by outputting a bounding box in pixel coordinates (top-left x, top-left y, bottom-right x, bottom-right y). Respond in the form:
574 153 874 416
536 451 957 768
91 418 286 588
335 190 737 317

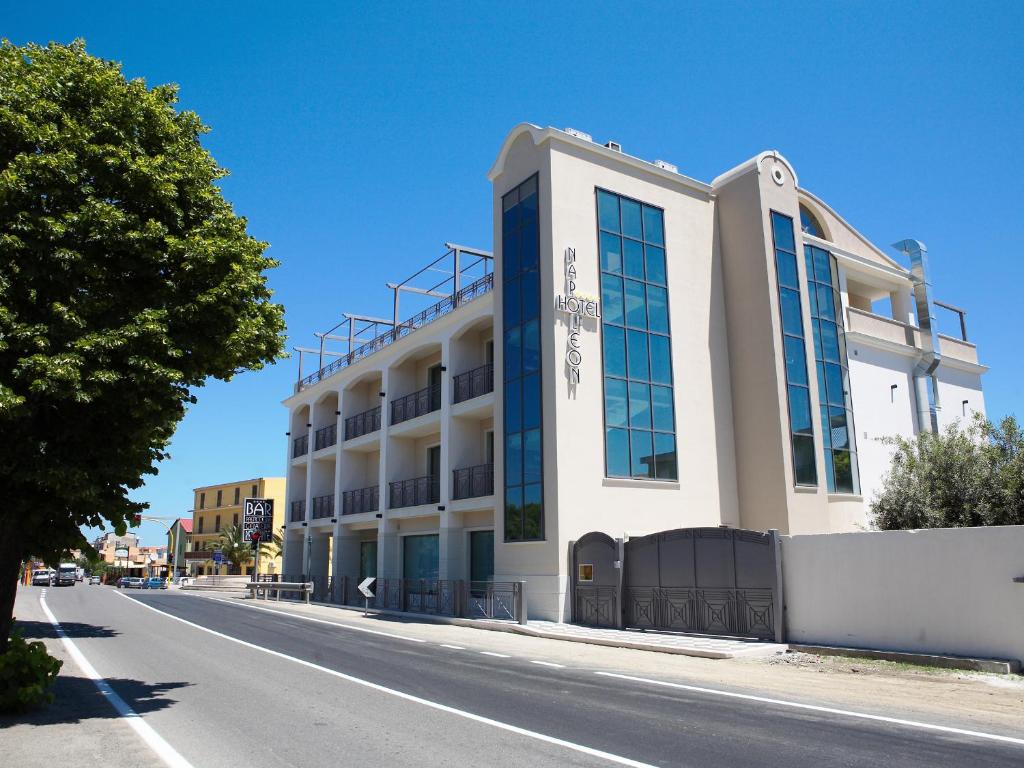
572 532 619 628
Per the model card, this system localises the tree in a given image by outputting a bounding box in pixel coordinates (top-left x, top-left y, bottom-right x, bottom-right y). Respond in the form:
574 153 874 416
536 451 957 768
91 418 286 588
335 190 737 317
217 525 254 575
871 414 1024 530
259 530 284 571
0 40 286 652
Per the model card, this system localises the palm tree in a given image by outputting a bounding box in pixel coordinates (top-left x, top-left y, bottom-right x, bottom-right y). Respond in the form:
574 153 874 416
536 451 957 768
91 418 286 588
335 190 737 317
260 531 284 574
217 525 254 575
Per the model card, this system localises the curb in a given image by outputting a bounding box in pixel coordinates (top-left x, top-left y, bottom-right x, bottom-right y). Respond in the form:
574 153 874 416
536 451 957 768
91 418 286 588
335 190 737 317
788 644 1021 675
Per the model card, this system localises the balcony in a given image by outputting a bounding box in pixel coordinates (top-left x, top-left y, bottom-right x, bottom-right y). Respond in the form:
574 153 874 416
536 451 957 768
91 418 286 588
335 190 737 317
289 500 306 522
314 424 337 451
345 406 381 441
292 434 308 459
342 486 379 515
389 476 440 509
311 494 334 519
390 384 441 426
452 463 494 500
452 363 493 404
846 307 980 366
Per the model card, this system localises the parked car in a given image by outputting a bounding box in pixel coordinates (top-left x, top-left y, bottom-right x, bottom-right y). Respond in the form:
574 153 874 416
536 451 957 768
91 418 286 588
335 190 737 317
121 576 145 589
31 568 54 586
143 577 167 590
88 575 101 585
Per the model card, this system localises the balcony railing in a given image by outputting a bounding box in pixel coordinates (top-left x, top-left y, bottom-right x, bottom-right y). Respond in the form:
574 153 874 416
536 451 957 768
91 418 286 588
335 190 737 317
341 485 379 515
289 500 306 522
452 463 494 500
452 362 494 404
389 476 440 509
292 434 308 458
311 494 334 519
390 384 441 425
344 406 381 440
298 272 494 391
314 424 337 451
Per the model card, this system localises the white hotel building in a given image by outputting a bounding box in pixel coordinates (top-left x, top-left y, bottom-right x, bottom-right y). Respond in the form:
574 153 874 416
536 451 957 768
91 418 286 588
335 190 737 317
280 123 986 624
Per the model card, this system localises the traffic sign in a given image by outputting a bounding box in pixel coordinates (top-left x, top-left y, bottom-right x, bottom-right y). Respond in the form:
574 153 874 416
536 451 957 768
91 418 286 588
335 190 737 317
212 551 223 564
242 498 274 544
358 577 376 598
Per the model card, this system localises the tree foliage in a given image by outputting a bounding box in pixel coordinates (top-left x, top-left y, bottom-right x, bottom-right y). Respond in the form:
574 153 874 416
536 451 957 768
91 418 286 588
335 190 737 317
0 40 285 651
217 524 254 574
871 414 1024 530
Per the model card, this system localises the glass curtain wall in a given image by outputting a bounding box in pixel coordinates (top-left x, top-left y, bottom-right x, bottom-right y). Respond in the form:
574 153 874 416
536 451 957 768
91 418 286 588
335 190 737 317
502 175 543 541
770 211 818 486
597 189 677 480
805 245 860 493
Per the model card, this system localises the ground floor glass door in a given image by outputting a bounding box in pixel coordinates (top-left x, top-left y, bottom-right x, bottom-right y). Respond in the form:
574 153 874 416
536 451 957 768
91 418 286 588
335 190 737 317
469 530 494 598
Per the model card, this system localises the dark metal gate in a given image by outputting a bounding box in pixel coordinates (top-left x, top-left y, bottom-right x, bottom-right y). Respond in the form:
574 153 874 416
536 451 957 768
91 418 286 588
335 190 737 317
570 532 621 628
572 527 784 641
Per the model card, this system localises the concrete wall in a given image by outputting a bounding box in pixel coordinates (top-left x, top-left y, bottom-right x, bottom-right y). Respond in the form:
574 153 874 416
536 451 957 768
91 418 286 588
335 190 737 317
782 526 1024 663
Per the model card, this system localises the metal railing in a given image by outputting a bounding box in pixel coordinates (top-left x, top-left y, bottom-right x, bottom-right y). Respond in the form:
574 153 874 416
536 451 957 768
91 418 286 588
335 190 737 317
314 423 337 451
292 434 308 458
338 578 525 623
390 384 441 425
311 494 334 519
452 362 493 404
342 485 379 515
452 464 494 500
298 273 494 391
389 476 440 509
289 500 305 522
344 406 381 440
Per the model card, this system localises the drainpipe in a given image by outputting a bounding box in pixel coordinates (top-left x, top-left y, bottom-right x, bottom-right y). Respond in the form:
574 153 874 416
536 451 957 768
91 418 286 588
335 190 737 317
892 239 940 434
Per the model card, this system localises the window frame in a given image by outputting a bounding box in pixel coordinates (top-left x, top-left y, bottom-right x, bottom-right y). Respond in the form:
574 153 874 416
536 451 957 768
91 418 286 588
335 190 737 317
596 187 678 481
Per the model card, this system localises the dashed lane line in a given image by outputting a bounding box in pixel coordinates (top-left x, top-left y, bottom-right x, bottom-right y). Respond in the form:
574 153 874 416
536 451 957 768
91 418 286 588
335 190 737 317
479 651 511 658
530 660 566 669
114 591 658 768
441 644 465 650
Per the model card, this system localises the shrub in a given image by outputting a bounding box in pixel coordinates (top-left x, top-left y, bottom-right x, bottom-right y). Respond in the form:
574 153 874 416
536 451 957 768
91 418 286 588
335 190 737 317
0 625 62 712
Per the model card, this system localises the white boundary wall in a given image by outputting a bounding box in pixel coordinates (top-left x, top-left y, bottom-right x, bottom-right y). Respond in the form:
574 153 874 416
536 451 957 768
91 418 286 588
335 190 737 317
781 526 1024 663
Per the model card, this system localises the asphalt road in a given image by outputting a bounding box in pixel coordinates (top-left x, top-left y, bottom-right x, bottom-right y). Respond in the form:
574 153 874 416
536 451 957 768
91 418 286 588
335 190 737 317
13 584 1024 768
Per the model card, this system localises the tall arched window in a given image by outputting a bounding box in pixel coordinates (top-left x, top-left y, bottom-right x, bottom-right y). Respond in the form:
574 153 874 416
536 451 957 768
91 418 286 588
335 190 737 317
799 204 826 238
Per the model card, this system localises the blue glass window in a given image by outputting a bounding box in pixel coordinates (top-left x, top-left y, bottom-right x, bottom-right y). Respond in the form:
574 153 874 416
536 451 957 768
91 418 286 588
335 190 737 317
771 212 817 486
598 189 676 479
503 176 544 541
805 244 859 494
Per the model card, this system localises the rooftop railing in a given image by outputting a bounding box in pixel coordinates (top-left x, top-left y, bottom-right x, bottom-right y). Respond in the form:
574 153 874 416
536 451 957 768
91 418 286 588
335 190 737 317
297 272 494 392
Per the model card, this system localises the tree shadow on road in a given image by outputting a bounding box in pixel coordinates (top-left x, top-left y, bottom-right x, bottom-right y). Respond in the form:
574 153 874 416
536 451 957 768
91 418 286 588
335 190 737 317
15 619 119 640
0 675 191 728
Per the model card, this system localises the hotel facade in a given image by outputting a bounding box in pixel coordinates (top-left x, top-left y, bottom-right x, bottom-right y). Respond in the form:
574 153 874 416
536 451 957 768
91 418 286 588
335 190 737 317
281 124 986 623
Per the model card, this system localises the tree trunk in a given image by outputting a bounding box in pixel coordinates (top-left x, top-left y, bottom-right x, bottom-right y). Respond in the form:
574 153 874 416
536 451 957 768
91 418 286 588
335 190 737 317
0 528 24 654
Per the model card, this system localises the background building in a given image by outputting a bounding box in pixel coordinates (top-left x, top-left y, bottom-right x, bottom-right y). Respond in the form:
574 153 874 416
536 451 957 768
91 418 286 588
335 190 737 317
189 477 286 576
167 518 193 578
281 124 986 621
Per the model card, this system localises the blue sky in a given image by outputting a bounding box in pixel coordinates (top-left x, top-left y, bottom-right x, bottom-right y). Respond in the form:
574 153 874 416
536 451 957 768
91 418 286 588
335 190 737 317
7 1 1023 547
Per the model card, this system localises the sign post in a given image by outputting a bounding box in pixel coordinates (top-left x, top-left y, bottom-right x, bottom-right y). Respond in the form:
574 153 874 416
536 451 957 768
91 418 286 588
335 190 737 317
358 577 376 617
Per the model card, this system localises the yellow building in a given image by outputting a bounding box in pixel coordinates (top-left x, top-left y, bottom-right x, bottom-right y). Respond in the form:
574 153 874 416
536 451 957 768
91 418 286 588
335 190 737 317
190 477 286 576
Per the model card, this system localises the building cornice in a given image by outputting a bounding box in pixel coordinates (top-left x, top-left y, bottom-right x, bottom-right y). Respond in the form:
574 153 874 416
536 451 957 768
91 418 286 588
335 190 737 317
487 123 713 197
805 234 911 283
798 188 906 272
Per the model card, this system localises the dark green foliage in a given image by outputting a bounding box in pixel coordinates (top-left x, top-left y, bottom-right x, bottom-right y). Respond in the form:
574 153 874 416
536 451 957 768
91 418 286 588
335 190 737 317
0 626 63 712
871 414 1024 530
0 40 286 651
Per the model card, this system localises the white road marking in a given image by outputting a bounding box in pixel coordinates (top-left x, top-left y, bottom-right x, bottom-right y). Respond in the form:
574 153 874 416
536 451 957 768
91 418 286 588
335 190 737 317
441 644 465 650
196 594 427 644
39 594 194 768
479 651 511 658
115 593 657 768
596 672 1024 747
530 660 565 669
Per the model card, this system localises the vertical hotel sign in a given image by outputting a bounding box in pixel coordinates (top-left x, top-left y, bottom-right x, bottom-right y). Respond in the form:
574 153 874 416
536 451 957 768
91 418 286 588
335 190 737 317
555 247 600 384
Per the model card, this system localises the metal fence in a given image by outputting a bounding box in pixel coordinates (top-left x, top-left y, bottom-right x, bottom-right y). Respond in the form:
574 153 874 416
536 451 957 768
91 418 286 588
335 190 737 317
311 495 334 519
342 486 379 515
314 423 337 450
389 476 440 509
344 406 381 440
452 464 494 500
390 384 441 425
298 273 494 391
292 434 308 458
452 362 494 404
289 500 305 522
